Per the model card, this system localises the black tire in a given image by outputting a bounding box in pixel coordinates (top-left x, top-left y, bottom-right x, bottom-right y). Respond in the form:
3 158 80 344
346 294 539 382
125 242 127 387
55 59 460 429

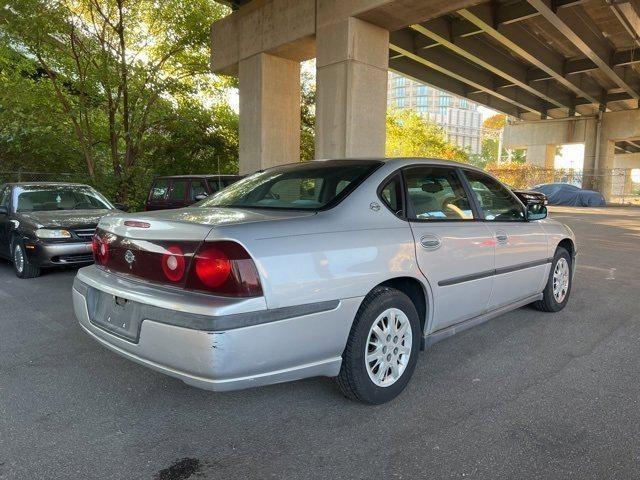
532 247 572 312
12 238 41 279
336 286 421 404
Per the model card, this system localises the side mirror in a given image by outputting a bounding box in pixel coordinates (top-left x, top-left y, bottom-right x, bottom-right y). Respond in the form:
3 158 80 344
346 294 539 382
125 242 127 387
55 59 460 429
194 194 208 201
113 203 129 212
0 206 8 215
526 203 547 221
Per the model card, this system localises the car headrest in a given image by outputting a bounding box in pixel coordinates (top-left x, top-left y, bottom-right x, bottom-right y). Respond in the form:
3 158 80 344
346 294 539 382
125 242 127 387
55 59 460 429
421 183 444 194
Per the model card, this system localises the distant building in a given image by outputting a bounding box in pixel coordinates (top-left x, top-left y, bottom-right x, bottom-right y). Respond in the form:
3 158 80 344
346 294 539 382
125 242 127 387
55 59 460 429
387 72 483 155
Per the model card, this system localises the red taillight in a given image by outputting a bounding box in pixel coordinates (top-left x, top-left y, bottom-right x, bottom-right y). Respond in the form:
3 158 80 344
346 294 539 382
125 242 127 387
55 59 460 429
92 234 109 265
161 245 186 282
194 247 231 288
92 228 262 298
186 241 263 297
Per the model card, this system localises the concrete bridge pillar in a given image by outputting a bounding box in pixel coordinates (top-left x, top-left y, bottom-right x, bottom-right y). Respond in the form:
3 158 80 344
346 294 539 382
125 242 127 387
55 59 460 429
526 144 556 169
596 139 616 201
582 119 598 189
238 53 301 174
315 17 389 159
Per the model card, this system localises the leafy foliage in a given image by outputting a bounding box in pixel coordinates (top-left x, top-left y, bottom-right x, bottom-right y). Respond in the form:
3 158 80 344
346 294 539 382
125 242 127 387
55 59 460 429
0 0 239 209
386 108 469 161
300 67 315 162
482 113 506 130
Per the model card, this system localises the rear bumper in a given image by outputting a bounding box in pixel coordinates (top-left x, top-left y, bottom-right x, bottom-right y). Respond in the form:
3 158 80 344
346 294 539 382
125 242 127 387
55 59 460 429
27 241 93 266
72 267 361 391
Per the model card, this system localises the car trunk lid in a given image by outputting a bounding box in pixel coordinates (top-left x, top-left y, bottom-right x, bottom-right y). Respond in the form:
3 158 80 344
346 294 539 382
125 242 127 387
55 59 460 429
99 206 316 241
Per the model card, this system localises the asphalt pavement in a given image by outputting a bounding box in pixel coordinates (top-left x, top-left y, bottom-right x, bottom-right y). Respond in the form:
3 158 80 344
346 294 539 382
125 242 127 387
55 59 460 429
1 207 639 480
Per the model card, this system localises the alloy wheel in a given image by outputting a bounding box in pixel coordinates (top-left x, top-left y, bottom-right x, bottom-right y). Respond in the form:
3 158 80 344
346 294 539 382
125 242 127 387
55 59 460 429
14 244 24 274
365 307 413 387
552 257 570 303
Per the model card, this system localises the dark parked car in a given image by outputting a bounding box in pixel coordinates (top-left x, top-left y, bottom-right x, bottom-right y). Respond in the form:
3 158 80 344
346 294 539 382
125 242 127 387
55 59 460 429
0 182 120 278
145 175 244 211
511 188 548 206
533 183 606 207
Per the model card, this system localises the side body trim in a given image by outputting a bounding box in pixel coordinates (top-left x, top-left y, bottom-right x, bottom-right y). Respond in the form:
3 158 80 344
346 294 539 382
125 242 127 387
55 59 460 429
438 258 552 287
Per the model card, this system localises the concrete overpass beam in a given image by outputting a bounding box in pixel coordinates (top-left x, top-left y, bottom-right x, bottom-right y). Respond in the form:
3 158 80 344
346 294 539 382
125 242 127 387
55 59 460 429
239 53 301 173
315 17 389 158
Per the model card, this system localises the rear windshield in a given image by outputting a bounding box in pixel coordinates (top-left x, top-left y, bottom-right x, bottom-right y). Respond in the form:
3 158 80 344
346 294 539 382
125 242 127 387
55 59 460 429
14 186 112 212
197 161 381 210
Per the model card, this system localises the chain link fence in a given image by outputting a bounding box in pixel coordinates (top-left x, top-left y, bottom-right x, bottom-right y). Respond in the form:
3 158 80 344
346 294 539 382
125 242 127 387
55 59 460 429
487 167 640 205
2 168 639 206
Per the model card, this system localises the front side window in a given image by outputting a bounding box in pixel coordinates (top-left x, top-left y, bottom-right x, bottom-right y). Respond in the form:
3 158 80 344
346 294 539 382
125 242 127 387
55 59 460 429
190 180 207 200
404 167 473 220
198 161 381 211
208 177 224 194
14 186 112 212
464 170 524 221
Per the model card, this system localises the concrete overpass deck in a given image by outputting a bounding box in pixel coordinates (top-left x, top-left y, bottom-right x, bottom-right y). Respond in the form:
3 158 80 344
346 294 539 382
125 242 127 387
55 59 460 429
210 0 640 199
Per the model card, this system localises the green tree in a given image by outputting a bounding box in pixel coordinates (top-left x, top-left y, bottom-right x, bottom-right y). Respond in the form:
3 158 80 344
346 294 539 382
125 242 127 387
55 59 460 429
300 68 315 162
1 0 233 202
386 108 469 161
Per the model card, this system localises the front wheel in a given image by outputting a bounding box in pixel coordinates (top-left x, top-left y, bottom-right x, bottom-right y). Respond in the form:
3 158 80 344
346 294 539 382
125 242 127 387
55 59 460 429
533 247 572 312
12 239 41 279
336 287 421 404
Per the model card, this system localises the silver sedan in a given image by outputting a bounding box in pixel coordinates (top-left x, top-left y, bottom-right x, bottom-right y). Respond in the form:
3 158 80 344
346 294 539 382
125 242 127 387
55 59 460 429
73 158 576 404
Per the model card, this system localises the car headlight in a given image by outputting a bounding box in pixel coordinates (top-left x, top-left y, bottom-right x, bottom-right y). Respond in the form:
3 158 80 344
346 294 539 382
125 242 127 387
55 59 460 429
35 229 72 239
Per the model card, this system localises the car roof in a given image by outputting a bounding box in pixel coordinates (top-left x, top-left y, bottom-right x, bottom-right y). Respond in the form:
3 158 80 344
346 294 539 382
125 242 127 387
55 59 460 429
310 157 486 172
153 174 243 179
5 182 90 187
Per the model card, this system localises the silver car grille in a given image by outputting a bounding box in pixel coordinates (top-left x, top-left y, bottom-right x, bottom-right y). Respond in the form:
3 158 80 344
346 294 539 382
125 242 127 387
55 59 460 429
74 228 96 240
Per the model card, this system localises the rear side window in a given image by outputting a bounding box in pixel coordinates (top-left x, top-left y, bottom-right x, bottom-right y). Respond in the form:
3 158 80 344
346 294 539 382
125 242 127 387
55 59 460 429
404 167 473 220
379 175 403 216
150 179 169 200
0 187 10 209
169 180 187 201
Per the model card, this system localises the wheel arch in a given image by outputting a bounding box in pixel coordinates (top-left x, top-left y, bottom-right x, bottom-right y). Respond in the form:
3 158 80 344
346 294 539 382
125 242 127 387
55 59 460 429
372 276 431 341
557 237 575 259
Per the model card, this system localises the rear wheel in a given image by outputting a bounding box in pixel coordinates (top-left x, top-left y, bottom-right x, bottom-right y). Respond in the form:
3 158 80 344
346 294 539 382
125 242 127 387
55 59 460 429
533 247 571 312
336 287 421 404
12 239 41 279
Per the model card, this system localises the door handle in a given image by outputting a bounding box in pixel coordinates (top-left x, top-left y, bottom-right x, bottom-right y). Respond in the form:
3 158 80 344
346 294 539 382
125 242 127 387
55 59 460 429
495 231 508 244
420 234 442 250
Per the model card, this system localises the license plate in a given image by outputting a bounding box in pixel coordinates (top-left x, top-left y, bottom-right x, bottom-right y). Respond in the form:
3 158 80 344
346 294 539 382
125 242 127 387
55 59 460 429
86 287 144 342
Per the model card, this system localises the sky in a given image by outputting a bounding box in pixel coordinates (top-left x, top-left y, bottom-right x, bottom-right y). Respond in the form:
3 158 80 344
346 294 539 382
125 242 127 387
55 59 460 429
556 144 585 169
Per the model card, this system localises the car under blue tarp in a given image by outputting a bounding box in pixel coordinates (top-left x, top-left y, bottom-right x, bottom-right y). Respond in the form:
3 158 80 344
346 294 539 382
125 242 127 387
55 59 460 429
532 183 606 207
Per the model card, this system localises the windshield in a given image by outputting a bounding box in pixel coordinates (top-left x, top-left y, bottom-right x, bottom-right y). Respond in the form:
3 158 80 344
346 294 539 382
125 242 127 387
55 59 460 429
15 185 113 213
197 161 382 210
